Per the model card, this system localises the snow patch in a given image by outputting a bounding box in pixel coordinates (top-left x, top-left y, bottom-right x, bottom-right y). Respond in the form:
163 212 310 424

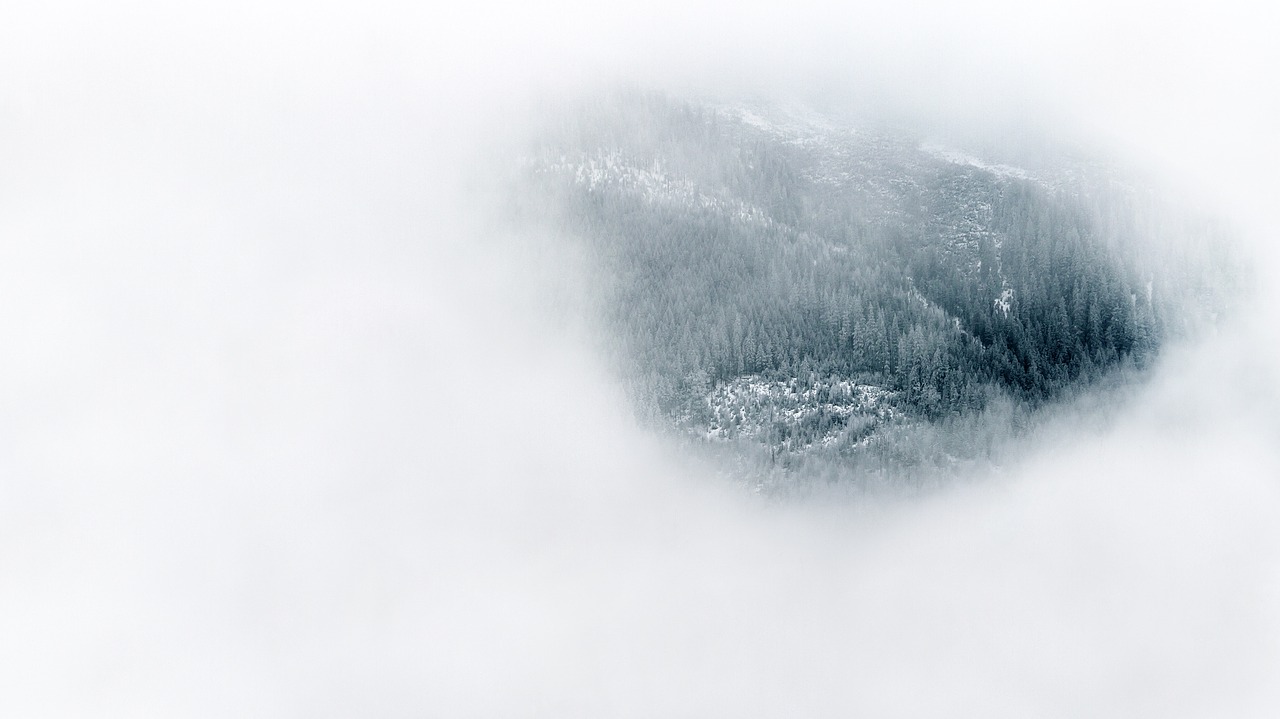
921 142 1037 184
529 150 776 228
995 287 1014 317
691 375 899 450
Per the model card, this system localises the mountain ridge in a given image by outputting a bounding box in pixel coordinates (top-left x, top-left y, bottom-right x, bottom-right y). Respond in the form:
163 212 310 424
510 89 1241 485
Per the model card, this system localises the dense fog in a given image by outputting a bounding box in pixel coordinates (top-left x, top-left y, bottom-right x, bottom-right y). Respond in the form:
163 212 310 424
2 1 1278 716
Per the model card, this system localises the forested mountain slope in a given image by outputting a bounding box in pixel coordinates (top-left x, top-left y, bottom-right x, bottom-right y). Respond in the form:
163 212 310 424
509 90 1240 483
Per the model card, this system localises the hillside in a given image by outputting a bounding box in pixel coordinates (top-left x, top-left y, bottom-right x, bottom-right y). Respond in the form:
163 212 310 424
509 90 1240 484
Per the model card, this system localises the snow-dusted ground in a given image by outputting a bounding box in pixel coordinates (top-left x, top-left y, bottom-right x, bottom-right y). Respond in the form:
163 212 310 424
530 149 777 228
920 141 1038 183
687 374 899 449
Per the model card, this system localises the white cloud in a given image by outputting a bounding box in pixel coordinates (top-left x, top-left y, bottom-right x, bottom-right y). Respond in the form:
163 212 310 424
1 0 1277 715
